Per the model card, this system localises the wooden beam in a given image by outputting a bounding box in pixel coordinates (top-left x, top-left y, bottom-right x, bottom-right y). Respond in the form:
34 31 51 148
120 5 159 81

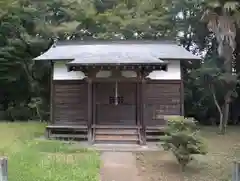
68 64 167 72
90 77 141 82
87 78 93 143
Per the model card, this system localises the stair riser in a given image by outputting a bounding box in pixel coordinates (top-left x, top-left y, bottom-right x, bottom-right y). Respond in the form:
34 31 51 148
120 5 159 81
95 129 138 134
95 136 138 140
95 131 137 135
146 129 165 142
94 140 139 144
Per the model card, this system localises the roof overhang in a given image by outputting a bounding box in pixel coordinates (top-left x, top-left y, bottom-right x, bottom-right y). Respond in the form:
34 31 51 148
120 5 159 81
34 40 201 67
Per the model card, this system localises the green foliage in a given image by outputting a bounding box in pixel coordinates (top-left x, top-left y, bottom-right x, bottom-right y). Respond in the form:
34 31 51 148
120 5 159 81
194 59 238 90
162 116 207 170
0 0 54 121
191 59 238 103
165 116 197 132
6 102 33 121
0 0 179 122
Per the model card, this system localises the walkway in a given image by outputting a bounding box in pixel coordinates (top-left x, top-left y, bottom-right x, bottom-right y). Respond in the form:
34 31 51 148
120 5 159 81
100 152 142 181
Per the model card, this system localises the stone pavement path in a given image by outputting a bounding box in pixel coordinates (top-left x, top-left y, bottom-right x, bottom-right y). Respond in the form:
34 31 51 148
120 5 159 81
100 152 142 181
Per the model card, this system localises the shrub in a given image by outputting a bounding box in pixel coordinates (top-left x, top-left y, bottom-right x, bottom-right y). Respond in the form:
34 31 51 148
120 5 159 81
162 116 207 170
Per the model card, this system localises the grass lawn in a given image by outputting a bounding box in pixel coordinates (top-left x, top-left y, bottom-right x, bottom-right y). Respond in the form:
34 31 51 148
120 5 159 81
0 122 100 181
136 126 240 181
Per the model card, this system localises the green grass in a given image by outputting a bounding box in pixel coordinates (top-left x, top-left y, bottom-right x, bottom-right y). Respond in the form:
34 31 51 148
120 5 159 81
0 122 100 181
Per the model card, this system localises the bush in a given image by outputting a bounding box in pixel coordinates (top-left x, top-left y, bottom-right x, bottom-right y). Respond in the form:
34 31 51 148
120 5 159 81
6 102 33 121
162 116 207 170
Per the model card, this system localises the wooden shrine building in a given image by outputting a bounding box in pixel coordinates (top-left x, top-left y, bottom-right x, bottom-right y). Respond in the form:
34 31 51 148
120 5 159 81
35 40 201 144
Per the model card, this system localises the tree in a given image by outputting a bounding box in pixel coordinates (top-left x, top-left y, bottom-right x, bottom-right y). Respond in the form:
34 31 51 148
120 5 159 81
0 0 179 121
201 1 240 133
191 58 238 131
162 116 207 171
0 0 77 120
91 0 177 40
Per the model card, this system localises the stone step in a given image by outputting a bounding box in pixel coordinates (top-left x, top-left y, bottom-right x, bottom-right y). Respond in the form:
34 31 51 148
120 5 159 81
95 129 138 135
95 134 139 141
92 125 140 129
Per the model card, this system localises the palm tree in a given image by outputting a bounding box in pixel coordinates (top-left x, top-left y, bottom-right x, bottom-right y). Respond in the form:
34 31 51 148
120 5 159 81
201 0 240 133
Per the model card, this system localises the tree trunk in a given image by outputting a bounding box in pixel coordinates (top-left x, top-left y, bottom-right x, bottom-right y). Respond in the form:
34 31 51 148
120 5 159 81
222 91 231 134
210 86 224 133
221 48 233 134
219 112 224 133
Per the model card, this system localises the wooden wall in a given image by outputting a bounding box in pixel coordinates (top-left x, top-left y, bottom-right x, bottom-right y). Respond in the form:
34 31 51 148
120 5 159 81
144 80 181 127
51 80 182 127
53 80 88 125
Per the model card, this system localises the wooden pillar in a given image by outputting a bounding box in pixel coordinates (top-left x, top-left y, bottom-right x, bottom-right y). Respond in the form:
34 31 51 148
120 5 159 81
180 62 185 116
50 61 54 124
87 79 93 143
140 73 146 145
92 83 96 126
92 82 96 143
180 80 184 116
136 81 140 126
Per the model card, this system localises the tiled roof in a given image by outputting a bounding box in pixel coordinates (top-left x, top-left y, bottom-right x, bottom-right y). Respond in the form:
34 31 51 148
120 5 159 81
34 40 201 64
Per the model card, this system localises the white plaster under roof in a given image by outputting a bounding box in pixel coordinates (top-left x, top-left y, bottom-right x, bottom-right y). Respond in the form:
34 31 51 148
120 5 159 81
53 61 86 80
53 60 181 80
147 60 181 80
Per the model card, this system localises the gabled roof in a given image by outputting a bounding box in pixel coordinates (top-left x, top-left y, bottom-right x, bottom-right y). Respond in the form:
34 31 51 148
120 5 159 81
34 40 201 64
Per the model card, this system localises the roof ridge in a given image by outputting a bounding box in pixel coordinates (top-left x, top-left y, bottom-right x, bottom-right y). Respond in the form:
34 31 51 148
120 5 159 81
55 39 177 46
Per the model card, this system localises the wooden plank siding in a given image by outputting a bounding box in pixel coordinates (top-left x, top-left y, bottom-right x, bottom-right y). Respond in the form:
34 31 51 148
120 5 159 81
53 80 88 125
144 80 181 126
51 80 182 127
